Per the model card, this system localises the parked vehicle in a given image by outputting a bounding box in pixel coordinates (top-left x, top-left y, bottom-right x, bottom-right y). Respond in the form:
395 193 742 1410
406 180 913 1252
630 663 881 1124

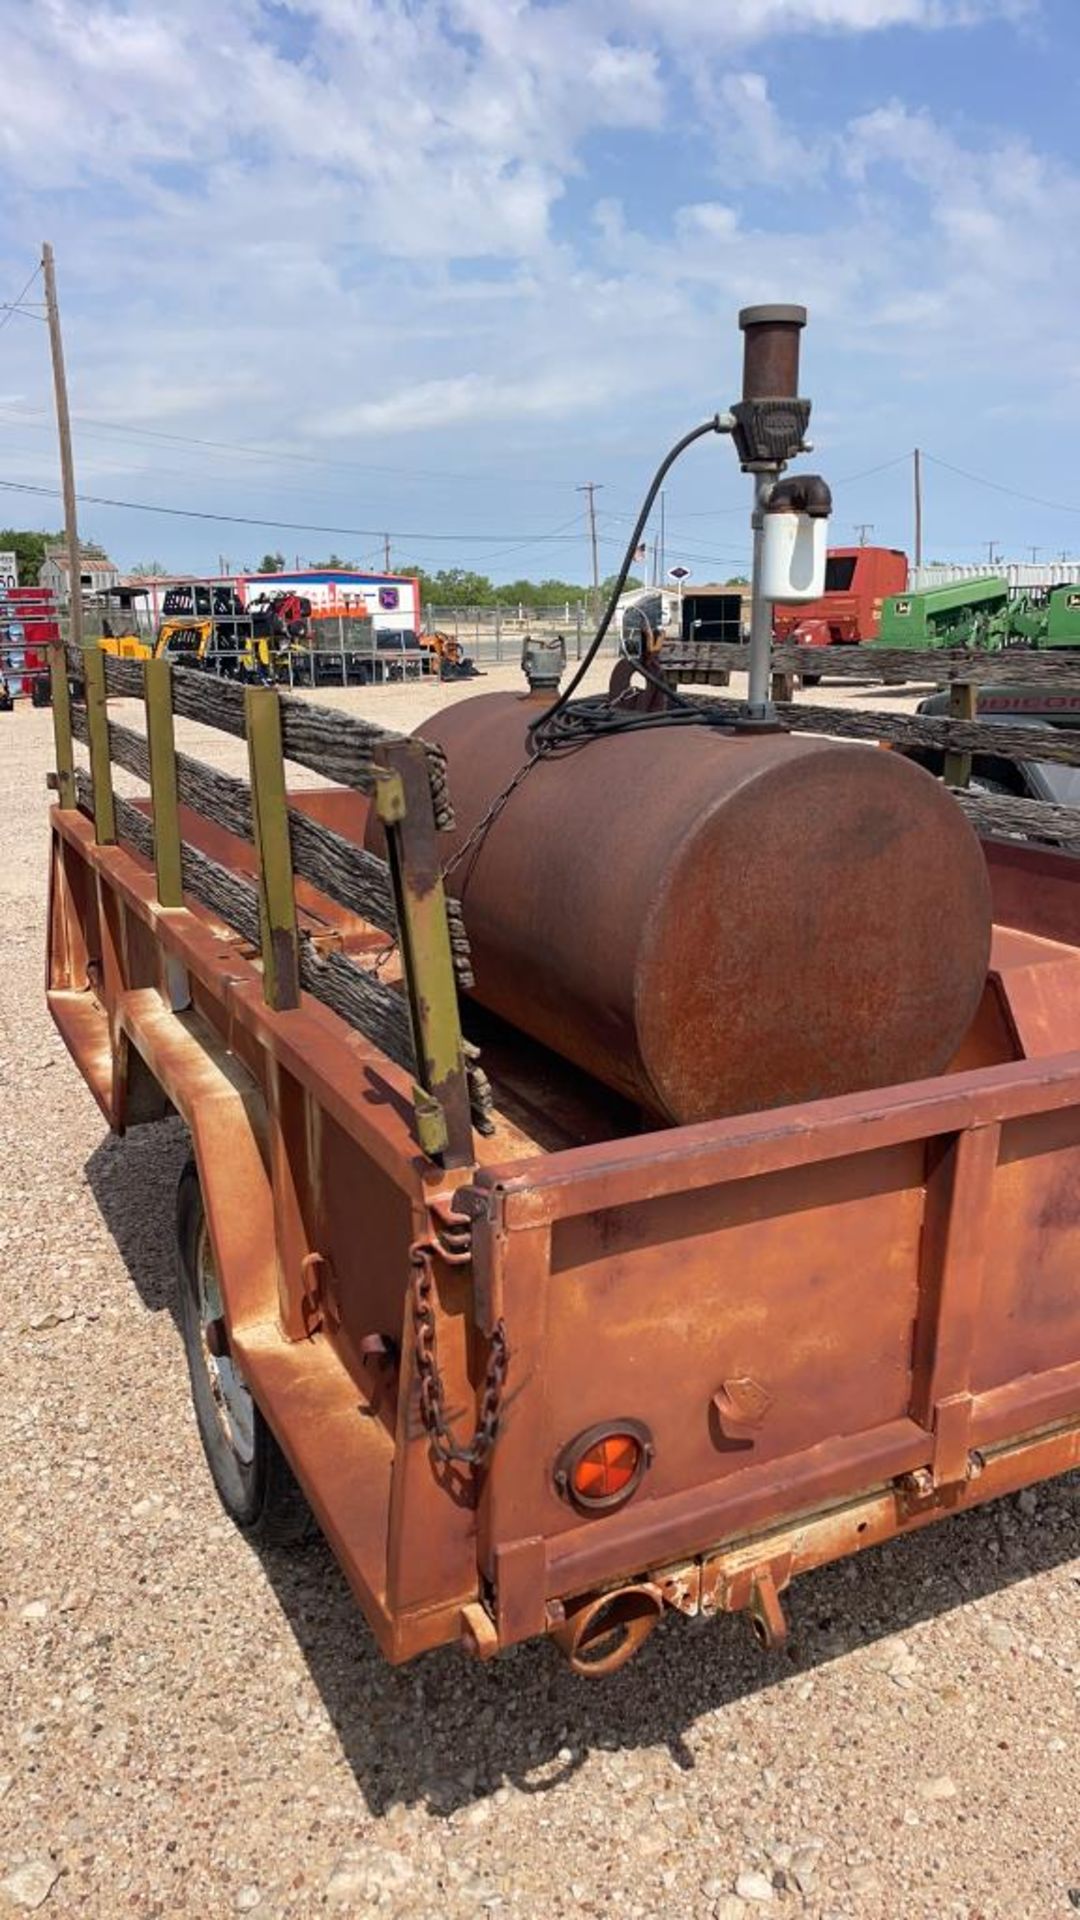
42 299 1080 1680
902 683 1080 807
773 545 908 649
43 629 1080 1675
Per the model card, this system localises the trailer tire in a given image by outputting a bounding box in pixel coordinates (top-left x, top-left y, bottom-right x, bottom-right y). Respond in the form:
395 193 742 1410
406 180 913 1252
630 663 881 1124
176 1159 315 1547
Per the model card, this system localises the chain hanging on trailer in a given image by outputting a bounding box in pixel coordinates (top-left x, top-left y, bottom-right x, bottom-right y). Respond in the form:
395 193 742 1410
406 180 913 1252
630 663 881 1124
409 1242 509 1468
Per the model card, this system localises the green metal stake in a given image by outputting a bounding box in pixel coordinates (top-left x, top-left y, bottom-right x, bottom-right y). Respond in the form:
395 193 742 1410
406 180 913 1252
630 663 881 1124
82 644 116 844
244 685 300 1010
48 643 76 810
143 657 183 907
374 737 473 1168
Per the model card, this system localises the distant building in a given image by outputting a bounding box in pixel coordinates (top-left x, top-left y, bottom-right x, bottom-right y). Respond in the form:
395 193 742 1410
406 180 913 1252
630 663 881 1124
40 545 120 599
238 568 421 634
116 566 423 633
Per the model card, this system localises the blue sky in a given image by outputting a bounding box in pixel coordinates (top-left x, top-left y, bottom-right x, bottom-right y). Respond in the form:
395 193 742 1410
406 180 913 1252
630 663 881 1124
0 0 1077 583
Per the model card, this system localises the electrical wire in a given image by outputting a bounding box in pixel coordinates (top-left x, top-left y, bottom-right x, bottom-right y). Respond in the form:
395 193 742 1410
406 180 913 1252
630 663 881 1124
435 417 737 885
0 400 607 494
923 451 1080 518
0 475 603 547
528 415 729 751
0 263 42 338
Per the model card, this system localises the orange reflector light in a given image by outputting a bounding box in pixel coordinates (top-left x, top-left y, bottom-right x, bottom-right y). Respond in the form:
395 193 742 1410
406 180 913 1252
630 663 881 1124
556 1419 653 1513
572 1434 640 1500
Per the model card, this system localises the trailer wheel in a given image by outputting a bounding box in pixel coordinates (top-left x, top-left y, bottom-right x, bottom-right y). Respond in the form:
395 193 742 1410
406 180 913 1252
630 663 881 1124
176 1160 315 1546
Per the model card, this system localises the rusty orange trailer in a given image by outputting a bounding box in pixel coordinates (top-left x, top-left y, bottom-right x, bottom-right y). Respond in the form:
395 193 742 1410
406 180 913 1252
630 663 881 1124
44 641 1080 1675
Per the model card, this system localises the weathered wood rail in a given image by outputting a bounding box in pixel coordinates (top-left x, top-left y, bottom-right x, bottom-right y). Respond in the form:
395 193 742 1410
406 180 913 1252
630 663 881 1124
54 644 488 1162
76 647 455 830
73 769 418 1068
672 692 1080 775
664 640 1080 687
661 643 1080 856
68 707 473 986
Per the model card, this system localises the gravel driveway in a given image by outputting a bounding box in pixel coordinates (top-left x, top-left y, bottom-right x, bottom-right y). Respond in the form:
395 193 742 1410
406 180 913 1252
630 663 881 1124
1 670 1078 1919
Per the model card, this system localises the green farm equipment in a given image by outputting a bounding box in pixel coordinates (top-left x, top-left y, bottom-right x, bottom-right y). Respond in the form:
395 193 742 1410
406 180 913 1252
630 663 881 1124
1045 586 1080 645
878 576 1011 649
879 578 1080 653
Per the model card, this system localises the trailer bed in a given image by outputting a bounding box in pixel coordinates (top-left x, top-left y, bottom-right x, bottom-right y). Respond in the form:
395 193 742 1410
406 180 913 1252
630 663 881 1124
44 643 1080 1671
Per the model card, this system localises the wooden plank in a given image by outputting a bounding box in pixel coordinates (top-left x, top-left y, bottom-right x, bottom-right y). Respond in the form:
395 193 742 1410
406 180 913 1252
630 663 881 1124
667 689 1080 773
81 646 116 844
75 770 415 1068
664 640 1080 687
954 790 1080 851
245 687 300 1011
89 649 454 827
74 712 472 984
143 658 182 907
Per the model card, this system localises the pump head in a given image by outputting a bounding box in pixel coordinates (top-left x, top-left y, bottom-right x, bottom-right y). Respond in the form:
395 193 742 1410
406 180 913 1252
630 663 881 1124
731 302 811 472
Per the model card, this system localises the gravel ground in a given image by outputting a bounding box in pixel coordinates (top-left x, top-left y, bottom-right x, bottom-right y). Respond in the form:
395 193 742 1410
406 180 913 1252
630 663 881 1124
2 666 1079 1920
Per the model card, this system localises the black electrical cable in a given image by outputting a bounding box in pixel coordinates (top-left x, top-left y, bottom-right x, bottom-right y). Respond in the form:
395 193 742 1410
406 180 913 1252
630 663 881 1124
528 415 729 751
438 416 738 890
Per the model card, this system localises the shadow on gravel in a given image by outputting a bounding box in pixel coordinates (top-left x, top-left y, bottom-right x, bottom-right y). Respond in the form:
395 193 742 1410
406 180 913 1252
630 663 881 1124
251 1473 1080 1818
84 1118 191 1321
85 1121 1080 1821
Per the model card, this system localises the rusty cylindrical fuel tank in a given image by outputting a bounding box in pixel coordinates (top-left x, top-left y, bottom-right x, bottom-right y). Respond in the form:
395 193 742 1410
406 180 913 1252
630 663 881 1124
399 694 992 1126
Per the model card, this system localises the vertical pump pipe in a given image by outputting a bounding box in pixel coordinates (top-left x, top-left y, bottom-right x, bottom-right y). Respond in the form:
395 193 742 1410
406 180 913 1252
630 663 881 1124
737 303 807 723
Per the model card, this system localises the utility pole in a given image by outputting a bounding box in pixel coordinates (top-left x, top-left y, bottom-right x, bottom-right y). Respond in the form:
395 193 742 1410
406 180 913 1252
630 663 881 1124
577 482 602 610
383 534 391 572
984 540 1001 567
854 522 874 546
913 447 923 576
659 489 666 583
1028 545 1041 564
41 242 83 651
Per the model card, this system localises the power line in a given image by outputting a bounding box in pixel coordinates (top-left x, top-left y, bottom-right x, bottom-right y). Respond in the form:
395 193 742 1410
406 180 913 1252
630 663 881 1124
829 452 911 487
0 475 598 547
923 451 1080 517
0 400 595 494
0 262 43 338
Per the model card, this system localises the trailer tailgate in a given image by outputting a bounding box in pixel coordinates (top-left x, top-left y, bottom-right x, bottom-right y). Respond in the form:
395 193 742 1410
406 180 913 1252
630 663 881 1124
470 1053 1080 1639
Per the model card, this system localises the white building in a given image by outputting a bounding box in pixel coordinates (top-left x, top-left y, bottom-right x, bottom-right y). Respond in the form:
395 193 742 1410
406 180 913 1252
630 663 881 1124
238 568 422 634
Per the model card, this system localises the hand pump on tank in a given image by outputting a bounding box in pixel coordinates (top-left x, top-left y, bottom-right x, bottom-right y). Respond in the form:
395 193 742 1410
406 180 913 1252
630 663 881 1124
523 301 831 747
730 304 833 726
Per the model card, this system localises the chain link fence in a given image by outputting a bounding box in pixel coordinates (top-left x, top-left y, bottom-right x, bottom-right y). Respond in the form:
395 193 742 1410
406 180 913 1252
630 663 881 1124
3 592 617 706
421 604 603 665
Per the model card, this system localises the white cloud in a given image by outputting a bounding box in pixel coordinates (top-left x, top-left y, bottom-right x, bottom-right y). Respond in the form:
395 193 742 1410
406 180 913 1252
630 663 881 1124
618 0 1030 41
317 367 622 436
0 0 1066 577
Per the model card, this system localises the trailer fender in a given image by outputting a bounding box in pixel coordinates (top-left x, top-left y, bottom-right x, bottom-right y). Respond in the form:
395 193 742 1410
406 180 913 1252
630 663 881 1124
114 988 275 1332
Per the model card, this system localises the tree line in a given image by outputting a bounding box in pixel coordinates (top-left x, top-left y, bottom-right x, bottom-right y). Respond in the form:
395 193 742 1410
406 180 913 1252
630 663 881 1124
2 527 753 605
